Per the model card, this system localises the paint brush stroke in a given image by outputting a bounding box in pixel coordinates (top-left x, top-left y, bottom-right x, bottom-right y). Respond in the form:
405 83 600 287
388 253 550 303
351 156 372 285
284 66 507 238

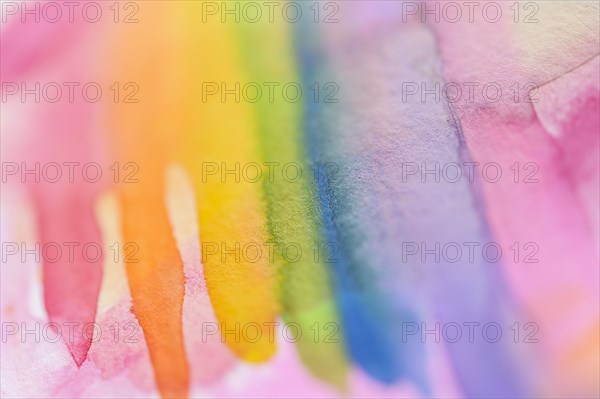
159 3 279 362
0 11 110 367
104 6 191 396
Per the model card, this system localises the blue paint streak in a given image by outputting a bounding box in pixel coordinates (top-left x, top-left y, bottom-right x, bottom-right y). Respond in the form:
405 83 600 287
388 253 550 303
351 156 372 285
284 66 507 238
291 23 404 385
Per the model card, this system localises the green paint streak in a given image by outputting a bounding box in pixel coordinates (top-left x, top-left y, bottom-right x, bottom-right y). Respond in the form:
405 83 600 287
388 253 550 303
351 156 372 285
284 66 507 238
234 14 348 388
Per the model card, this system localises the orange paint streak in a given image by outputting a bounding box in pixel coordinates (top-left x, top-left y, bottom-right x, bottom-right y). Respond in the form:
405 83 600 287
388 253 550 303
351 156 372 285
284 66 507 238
103 4 190 397
119 177 189 398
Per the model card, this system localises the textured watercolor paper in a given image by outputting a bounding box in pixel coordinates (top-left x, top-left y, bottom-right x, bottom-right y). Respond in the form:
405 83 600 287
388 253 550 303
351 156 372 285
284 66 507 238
1 1 598 398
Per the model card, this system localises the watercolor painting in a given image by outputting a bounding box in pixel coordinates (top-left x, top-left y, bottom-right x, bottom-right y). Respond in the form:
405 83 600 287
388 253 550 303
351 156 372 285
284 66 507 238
1 1 599 398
